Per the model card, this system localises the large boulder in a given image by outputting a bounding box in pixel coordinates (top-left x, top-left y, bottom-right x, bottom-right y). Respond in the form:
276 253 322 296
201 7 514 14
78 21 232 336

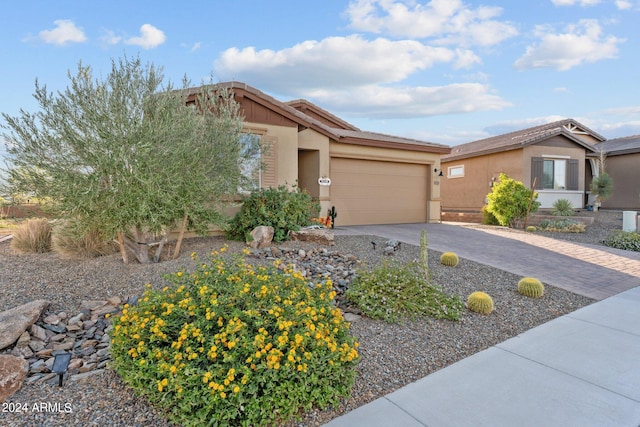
0 355 29 403
0 300 50 351
248 226 275 249
288 228 335 245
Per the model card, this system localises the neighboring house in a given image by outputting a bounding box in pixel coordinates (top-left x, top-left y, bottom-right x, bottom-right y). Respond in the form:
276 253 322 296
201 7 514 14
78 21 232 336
440 119 606 219
593 135 640 210
188 82 450 226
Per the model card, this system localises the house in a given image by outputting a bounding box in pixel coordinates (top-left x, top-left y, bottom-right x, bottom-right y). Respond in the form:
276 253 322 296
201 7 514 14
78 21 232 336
440 119 606 221
188 82 450 226
594 135 640 210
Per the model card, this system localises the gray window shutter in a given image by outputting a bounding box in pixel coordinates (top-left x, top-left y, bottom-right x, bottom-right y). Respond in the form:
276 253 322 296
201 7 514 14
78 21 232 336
531 157 544 189
567 159 579 191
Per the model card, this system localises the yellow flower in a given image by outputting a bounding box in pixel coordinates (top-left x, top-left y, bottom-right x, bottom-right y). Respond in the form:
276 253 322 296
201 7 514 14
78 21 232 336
177 271 183 277
233 386 240 393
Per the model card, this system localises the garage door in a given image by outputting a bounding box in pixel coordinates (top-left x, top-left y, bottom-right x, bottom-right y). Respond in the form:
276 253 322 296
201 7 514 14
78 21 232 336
330 158 428 225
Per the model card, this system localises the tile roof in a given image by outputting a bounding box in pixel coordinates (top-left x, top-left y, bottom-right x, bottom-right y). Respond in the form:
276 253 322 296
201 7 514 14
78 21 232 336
443 119 603 162
595 135 640 156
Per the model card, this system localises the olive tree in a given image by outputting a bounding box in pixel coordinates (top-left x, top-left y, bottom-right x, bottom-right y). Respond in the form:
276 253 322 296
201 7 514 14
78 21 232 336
1 55 254 263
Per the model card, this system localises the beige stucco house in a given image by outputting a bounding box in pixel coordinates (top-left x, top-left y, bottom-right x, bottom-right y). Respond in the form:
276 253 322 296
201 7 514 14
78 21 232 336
594 135 640 210
440 119 605 220
189 82 450 226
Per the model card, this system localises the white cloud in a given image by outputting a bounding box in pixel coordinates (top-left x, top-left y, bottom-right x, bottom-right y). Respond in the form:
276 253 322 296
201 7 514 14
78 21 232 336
100 30 122 47
215 35 456 90
38 19 86 46
513 19 623 71
191 42 202 52
298 83 512 118
551 0 601 6
125 24 166 49
614 0 633 9
345 0 518 47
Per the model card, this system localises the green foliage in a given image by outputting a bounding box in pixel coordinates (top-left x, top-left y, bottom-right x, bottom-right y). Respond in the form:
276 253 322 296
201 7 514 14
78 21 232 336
552 199 574 216
439 252 459 267
481 205 500 226
227 185 319 242
539 219 585 233
10 218 51 253
466 291 494 315
517 277 545 298
110 249 359 427
485 173 540 227
590 173 614 202
1 55 249 262
526 226 537 232
328 206 338 229
346 260 463 323
603 231 640 252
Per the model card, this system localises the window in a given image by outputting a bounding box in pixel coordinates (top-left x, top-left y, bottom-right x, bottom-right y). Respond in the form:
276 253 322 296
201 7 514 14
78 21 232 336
543 159 566 189
531 157 579 191
239 133 261 193
447 165 465 178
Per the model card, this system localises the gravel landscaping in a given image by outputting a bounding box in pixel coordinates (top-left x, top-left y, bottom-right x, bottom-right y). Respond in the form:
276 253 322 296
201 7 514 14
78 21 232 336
1 213 626 426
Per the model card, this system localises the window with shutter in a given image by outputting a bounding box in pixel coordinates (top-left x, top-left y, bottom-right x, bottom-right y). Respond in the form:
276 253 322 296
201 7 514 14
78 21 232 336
531 157 544 189
567 159 579 190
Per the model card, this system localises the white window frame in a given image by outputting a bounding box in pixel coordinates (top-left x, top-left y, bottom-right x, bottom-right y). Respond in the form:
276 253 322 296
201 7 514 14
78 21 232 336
447 165 465 178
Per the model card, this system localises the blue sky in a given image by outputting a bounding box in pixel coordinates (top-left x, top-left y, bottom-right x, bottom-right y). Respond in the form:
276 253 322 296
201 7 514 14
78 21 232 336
2 0 640 164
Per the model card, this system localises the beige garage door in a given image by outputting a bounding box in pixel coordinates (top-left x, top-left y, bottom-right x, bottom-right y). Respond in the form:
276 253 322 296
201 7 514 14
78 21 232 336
330 158 428 225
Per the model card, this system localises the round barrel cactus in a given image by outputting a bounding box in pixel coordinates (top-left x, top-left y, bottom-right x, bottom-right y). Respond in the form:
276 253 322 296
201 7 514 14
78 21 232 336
518 277 544 298
440 252 459 267
467 291 494 314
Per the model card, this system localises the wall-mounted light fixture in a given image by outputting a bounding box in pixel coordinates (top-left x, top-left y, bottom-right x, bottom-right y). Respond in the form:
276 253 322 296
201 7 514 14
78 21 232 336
433 168 444 177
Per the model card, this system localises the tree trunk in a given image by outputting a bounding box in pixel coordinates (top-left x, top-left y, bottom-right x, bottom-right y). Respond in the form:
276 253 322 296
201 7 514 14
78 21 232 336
172 214 189 260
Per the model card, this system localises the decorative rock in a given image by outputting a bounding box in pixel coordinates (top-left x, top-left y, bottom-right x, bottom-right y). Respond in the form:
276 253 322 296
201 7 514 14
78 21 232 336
43 314 61 325
270 246 282 257
0 300 50 351
30 324 48 342
0 355 29 403
248 226 275 249
288 228 335 245
107 296 122 306
343 312 362 323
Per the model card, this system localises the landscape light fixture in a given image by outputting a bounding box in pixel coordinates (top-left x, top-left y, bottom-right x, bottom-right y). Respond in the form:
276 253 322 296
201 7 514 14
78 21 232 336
52 352 72 387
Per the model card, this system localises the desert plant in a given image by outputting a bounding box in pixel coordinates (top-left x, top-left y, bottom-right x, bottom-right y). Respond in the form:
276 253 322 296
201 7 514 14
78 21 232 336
467 291 494 314
526 226 536 232
346 260 463 323
539 219 585 233
10 218 51 253
517 277 545 298
110 249 359 427
227 185 319 242
420 229 428 276
440 252 459 267
590 173 614 205
552 199 574 216
603 231 640 252
328 206 338 229
52 223 118 259
485 173 540 228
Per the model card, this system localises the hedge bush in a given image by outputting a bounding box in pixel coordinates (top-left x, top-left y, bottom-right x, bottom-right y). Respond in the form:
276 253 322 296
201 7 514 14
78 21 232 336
604 231 640 252
227 185 319 242
110 249 359 426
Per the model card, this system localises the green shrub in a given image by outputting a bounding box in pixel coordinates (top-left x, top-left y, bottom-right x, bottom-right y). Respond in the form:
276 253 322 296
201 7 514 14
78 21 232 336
227 185 319 242
346 260 463 323
539 219 585 233
481 205 500 226
604 231 640 252
52 222 119 259
110 249 359 427
10 218 52 253
517 277 545 298
440 252 459 267
485 173 540 227
551 199 574 216
526 226 536 232
590 173 614 203
467 291 494 314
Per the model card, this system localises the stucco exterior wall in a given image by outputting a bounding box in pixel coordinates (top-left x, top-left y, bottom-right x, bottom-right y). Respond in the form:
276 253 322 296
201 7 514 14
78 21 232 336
441 149 523 210
602 153 640 209
244 121 299 186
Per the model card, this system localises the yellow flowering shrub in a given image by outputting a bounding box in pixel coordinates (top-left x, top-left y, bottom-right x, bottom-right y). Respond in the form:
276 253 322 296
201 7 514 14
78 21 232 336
110 248 359 426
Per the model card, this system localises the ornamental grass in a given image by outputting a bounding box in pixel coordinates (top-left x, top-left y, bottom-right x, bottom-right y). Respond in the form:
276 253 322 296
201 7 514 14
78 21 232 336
110 247 359 427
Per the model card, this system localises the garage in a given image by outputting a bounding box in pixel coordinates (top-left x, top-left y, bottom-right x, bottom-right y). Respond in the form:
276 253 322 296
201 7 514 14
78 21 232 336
330 157 429 225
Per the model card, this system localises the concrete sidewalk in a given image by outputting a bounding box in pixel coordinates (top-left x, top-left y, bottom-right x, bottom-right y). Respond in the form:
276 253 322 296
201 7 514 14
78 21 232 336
324 223 640 427
324 285 640 427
